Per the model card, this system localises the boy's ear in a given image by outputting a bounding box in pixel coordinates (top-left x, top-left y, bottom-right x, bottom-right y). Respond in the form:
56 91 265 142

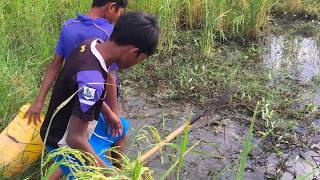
129 47 140 56
108 2 119 13
104 2 116 12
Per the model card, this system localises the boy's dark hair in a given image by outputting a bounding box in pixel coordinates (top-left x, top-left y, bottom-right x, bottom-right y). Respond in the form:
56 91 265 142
110 12 160 56
92 0 128 8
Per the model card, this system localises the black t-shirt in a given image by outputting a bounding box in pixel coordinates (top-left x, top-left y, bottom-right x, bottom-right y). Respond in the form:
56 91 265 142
40 39 109 148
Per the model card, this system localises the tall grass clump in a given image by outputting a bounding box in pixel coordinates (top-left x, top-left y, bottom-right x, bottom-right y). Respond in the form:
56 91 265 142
201 0 227 54
129 0 276 53
274 0 320 18
130 0 181 51
181 0 204 29
275 0 302 14
157 0 181 50
0 0 90 129
244 0 273 39
225 0 273 40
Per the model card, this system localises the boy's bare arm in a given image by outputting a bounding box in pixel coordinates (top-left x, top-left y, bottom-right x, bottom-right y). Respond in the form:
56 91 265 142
66 115 107 168
101 101 122 137
105 69 119 115
101 68 122 137
25 54 63 125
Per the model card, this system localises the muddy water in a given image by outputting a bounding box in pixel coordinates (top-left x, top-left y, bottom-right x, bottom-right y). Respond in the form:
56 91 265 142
263 35 320 106
119 91 267 179
263 35 320 83
261 34 320 179
120 92 320 179
117 34 320 180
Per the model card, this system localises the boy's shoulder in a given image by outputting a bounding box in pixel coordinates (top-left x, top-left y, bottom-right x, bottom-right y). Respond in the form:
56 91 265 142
60 15 113 38
66 38 104 64
62 17 81 28
66 38 96 60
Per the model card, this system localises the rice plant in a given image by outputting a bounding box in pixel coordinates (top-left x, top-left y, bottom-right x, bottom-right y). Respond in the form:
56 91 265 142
181 0 204 29
275 0 302 14
42 147 153 180
274 0 320 17
41 121 194 180
236 102 260 180
243 0 273 39
202 0 228 54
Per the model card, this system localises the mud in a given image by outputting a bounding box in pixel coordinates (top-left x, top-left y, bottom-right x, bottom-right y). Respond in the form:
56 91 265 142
118 89 320 179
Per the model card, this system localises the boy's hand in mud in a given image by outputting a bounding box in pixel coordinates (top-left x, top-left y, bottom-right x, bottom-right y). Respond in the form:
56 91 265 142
24 101 43 125
106 112 122 138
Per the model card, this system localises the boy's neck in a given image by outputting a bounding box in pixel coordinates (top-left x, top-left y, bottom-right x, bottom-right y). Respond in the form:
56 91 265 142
96 41 116 67
86 8 105 19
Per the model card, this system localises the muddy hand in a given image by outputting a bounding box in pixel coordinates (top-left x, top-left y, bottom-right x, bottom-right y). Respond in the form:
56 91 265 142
106 115 122 138
112 119 122 137
24 102 42 125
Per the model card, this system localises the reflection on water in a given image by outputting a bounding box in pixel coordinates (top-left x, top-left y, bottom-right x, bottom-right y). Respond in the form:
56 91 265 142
263 35 320 106
263 35 320 83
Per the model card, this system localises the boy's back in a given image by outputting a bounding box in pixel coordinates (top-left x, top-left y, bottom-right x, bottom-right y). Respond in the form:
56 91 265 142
40 12 160 178
41 39 107 148
56 14 113 59
25 1 128 126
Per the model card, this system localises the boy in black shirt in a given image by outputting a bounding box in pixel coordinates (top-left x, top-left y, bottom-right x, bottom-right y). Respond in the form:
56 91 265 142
41 12 159 178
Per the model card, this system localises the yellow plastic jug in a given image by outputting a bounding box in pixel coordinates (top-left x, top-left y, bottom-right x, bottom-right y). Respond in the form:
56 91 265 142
0 104 44 177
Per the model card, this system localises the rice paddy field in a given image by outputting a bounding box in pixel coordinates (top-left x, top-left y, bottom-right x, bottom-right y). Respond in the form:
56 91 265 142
1 0 320 179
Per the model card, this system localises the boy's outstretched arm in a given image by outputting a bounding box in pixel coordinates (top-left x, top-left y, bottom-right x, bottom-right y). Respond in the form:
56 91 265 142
66 115 107 168
25 54 63 125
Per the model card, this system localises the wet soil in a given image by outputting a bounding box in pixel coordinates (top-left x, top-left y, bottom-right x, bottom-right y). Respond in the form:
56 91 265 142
119 89 320 179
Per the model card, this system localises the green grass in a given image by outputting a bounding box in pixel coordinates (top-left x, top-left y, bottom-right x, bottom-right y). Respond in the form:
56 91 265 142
129 0 320 52
1 0 320 179
0 0 91 131
0 0 318 125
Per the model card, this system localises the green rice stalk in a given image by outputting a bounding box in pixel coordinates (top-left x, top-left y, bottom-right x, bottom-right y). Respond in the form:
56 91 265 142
159 141 200 180
236 101 260 180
